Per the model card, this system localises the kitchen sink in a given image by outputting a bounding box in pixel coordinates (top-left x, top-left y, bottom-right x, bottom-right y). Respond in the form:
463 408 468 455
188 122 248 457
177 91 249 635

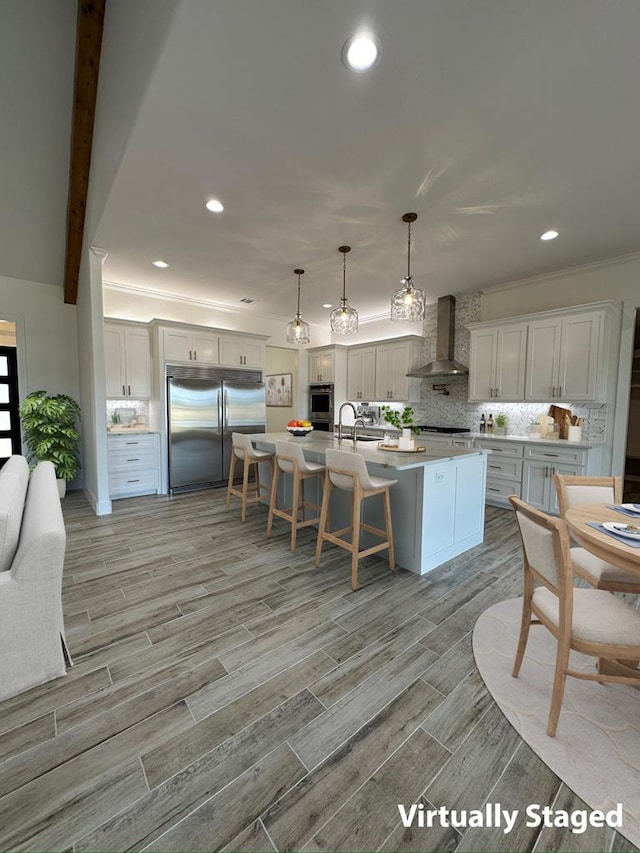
334 433 380 442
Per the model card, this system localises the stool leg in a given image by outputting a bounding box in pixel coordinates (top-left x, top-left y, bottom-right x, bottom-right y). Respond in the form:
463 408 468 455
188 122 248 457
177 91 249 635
300 477 306 522
383 488 395 571
241 454 251 522
315 471 331 567
255 460 262 502
266 463 280 539
351 486 362 591
291 470 300 552
226 452 237 511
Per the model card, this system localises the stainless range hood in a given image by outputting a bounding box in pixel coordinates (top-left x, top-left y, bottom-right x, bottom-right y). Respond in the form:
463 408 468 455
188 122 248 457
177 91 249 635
406 295 469 377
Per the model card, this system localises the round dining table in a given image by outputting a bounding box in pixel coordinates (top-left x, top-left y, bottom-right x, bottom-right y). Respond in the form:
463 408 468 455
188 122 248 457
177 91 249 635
564 504 640 577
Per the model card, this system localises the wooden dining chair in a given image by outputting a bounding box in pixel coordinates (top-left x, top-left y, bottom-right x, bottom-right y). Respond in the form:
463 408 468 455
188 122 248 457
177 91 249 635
509 495 640 737
554 474 640 594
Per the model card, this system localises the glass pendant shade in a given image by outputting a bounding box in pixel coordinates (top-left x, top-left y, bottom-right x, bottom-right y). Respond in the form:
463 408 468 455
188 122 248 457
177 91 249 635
330 246 358 335
391 212 426 322
286 269 310 344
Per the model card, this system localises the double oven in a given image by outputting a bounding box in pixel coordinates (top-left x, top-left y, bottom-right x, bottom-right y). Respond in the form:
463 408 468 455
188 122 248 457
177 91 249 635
308 383 334 431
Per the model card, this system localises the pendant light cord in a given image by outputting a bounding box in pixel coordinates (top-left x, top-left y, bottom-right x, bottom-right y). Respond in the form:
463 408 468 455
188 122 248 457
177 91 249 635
407 219 411 280
342 251 347 303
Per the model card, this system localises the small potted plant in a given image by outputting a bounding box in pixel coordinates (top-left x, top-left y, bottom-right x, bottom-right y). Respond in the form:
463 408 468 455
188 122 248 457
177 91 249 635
381 405 417 435
494 412 508 436
18 391 81 497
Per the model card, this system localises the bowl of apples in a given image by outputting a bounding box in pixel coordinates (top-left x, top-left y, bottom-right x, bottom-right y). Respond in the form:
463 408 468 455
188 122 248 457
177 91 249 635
286 419 313 438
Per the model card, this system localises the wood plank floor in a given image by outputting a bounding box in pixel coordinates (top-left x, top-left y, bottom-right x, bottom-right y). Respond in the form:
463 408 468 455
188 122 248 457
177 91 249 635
0 488 634 852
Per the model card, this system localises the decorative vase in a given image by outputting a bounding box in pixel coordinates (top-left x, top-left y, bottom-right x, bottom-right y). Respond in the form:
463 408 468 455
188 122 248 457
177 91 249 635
402 428 412 439
56 479 66 499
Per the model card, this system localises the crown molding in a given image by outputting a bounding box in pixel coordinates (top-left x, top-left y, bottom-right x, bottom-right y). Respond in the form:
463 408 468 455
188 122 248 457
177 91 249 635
480 249 640 294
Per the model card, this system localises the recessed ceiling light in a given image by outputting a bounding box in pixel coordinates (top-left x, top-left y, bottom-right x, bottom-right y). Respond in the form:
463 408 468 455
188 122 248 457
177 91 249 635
342 33 380 72
540 230 559 241
152 260 169 268
205 199 224 213
322 303 333 308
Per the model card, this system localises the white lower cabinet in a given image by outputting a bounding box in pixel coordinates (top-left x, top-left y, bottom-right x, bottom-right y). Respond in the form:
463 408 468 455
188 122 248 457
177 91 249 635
475 440 523 507
108 433 160 499
475 438 602 513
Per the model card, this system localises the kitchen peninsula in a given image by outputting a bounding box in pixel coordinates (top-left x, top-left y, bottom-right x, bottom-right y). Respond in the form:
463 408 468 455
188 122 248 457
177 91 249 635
251 432 489 575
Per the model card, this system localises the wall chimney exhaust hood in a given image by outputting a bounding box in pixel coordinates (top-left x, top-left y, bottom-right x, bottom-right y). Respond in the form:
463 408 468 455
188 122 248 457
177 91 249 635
406 295 469 377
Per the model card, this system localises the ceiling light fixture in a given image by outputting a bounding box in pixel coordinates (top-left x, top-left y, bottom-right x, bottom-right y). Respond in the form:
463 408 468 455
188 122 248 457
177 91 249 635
322 303 332 308
152 260 169 268
286 268 310 345
330 246 358 335
391 212 426 322
342 33 380 72
205 199 224 213
540 230 559 241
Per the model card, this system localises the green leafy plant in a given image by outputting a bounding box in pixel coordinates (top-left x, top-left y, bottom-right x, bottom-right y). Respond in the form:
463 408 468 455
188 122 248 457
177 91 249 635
494 413 508 428
381 405 417 433
18 391 81 480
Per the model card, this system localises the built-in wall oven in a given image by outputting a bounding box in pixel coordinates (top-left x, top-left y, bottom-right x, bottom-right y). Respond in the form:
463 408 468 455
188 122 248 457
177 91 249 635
308 383 334 431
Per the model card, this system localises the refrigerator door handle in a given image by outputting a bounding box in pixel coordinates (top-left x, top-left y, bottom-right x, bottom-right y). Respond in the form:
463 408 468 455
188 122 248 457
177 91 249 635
217 389 223 435
223 389 230 431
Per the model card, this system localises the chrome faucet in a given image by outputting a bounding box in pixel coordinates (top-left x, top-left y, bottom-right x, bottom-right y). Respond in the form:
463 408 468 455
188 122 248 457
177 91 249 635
337 401 358 441
352 418 366 445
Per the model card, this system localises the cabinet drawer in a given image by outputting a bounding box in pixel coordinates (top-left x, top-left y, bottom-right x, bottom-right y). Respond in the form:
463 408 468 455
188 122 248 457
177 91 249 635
485 458 522 481
523 444 588 466
109 470 159 497
108 434 158 451
474 440 523 458
485 478 520 500
108 448 159 472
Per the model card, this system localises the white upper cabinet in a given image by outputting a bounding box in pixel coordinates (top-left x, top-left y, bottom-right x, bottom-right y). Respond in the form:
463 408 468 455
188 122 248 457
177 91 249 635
219 334 265 369
104 322 152 399
161 327 219 364
308 348 335 383
525 311 602 402
374 338 421 401
468 324 527 401
469 302 618 405
347 346 376 400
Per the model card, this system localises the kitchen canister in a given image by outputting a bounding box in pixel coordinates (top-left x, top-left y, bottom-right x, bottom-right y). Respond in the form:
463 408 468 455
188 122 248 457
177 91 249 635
567 425 583 442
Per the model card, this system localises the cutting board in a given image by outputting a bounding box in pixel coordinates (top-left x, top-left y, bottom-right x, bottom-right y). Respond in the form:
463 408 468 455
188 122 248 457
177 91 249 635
548 405 572 440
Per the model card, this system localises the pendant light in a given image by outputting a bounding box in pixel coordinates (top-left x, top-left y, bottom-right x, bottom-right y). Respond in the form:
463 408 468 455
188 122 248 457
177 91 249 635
391 212 426 322
330 245 358 335
286 268 310 344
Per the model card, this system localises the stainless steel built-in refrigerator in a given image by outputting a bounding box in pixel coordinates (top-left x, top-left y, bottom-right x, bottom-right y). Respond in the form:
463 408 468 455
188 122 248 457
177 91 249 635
167 366 266 491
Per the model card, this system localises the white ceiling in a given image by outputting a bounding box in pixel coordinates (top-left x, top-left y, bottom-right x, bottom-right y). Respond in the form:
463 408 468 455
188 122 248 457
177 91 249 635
5 1 640 330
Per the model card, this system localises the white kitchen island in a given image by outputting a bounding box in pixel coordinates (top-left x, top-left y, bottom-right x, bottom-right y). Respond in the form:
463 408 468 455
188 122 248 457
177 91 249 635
250 432 489 575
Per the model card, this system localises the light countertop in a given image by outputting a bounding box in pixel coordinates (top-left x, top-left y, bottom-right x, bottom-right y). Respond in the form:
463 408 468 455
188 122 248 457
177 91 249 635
466 432 602 449
250 431 488 471
107 427 158 435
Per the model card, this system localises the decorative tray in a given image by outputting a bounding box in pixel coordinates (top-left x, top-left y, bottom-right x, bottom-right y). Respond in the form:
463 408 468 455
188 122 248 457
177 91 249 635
377 444 426 453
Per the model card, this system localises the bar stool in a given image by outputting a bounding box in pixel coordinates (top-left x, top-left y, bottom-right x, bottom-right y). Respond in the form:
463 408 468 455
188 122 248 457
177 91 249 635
267 440 325 551
226 433 274 522
315 448 397 590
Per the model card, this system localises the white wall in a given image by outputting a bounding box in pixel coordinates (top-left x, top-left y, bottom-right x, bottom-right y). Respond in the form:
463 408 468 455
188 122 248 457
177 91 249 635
0 275 79 399
265 347 302 430
103 282 327 349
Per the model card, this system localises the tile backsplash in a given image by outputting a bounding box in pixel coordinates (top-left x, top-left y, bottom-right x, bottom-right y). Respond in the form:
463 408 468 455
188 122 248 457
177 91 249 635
106 400 150 426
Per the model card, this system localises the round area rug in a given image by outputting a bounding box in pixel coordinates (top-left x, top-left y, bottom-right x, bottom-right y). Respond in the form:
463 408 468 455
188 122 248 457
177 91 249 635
473 598 640 849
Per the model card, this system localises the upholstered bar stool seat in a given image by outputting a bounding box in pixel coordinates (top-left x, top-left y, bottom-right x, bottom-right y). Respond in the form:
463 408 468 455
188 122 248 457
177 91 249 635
267 440 325 550
315 448 397 591
226 433 274 522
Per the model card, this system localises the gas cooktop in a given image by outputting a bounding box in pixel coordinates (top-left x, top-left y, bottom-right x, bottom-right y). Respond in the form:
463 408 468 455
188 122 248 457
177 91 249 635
415 425 471 434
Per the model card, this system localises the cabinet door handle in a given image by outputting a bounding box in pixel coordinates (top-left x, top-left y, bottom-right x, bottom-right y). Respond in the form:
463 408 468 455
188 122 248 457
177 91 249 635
127 479 140 483
558 385 562 397
189 350 192 360
495 388 499 398
488 487 500 493
128 385 131 396
122 384 126 395
552 386 556 397
194 350 197 360
126 458 140 462
125 441 140 445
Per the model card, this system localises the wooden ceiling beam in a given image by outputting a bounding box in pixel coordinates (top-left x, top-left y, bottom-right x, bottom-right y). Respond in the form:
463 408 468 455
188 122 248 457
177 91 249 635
64 0 106 305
